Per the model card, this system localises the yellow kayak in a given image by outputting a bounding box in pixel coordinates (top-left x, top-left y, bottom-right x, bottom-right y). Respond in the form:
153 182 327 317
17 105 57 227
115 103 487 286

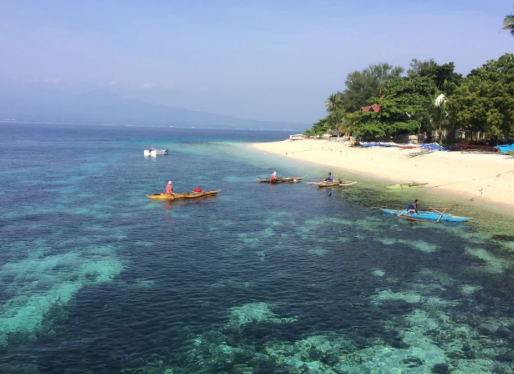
146 190 221 201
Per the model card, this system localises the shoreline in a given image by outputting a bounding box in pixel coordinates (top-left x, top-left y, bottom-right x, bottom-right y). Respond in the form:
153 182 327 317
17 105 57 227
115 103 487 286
250 139 514 216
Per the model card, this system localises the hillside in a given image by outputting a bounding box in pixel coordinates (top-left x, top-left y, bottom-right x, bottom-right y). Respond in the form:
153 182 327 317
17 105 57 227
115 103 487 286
0 87 304 131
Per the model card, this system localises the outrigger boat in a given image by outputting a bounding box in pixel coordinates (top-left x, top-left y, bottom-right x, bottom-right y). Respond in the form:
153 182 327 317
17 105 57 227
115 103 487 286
257 176 306 184
386 182 428 189
380 208 470 223
308 181 357 188
146 190 221 201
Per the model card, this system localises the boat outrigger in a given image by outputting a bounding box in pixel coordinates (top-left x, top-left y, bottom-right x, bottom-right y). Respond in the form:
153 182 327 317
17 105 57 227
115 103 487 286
308 181 357 188
380 208 470 223
147 190 221 201
257 176 306 184
386 182 428 189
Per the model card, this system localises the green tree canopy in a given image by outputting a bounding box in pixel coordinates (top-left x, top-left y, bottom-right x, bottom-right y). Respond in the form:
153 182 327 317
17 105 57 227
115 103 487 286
304 117 330 136
449 54 514 139
333 63 404 113
350 76 435 139
306 54 514 142
408 59 462 91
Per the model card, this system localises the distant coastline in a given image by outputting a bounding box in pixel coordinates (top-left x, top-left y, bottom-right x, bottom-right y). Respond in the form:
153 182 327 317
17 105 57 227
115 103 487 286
0 121 300 132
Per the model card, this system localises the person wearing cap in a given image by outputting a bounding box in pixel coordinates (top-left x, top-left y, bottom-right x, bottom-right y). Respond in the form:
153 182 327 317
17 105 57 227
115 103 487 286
270 171 277 181
165 181 173 195
325 172 334 182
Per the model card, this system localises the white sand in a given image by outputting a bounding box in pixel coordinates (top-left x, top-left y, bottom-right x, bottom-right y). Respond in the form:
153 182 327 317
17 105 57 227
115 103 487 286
251 139 514 207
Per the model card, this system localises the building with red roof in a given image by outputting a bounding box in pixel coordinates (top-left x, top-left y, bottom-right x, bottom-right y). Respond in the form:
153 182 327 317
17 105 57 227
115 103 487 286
362 104 380 113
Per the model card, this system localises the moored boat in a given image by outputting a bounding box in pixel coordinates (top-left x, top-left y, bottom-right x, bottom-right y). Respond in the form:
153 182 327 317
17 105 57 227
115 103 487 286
146 190 221 201
422 143 449 151
358 142 381 147
380 209 470 222
144 149 168 156
495 144 514 154
258 176 306 184
386 182 428 189
382 142 401 147
456 141 496 152
399 144 421 149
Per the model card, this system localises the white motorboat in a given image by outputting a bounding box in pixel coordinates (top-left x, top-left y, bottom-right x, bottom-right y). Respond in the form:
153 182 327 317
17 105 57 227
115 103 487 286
289 134 304 141
144 149 168 157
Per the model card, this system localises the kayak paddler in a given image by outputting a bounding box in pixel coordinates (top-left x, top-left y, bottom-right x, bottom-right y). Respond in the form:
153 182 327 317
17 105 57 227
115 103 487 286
270 171 277 181
407 199 420 214
325 172 334 182
192 187 202 193
165 181 173 195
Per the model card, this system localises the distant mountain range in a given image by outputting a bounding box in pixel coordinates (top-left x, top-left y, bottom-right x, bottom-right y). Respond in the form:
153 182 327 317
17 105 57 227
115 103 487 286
0 87 305 131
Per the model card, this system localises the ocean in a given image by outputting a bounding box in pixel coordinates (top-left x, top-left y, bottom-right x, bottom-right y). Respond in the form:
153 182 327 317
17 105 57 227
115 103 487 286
1 123 514 374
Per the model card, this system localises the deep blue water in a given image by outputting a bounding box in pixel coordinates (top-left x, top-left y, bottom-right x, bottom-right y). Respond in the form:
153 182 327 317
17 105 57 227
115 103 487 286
1 123 514 374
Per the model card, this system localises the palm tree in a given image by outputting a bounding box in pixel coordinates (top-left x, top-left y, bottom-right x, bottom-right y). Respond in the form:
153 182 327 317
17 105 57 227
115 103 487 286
329 110 353 138
502 14 514 35
431 93 449 144
325 93 342 113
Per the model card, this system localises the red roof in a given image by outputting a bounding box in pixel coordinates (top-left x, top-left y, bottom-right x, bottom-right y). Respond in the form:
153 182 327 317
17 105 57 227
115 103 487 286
362 104 380 113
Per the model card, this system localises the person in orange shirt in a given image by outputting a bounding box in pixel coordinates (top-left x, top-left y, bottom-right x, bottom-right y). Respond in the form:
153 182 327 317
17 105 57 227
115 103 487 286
165 181 173 195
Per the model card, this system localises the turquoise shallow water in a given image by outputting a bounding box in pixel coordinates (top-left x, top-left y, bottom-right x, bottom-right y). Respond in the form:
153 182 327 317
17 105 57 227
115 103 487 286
1 123 514 374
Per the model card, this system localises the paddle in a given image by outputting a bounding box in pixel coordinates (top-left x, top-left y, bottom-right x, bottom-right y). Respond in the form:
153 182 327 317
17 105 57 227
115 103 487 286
436 208 448 223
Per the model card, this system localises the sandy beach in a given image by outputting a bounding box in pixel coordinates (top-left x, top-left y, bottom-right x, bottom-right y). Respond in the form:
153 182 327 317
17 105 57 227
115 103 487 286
251 139 514 207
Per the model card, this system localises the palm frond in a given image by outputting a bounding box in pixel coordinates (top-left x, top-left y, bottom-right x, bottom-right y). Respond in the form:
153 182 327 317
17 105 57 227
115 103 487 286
502 14 514 35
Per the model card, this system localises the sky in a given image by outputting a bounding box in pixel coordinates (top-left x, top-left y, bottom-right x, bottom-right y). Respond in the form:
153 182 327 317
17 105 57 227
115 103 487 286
0 0 513 123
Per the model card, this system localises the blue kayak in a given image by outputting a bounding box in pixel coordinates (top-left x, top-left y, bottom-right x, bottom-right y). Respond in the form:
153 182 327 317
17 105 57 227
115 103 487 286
422 143 449 151
360 142 381 147
381 209 470 222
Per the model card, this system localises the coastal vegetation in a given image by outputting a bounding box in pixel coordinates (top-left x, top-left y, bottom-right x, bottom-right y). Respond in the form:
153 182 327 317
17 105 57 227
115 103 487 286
305 54 514 142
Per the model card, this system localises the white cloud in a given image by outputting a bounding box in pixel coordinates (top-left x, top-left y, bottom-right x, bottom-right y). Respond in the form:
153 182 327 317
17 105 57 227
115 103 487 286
141 82 154 89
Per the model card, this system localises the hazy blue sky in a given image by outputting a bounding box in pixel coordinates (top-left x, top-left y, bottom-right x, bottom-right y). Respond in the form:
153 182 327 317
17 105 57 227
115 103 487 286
0 0 512 123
